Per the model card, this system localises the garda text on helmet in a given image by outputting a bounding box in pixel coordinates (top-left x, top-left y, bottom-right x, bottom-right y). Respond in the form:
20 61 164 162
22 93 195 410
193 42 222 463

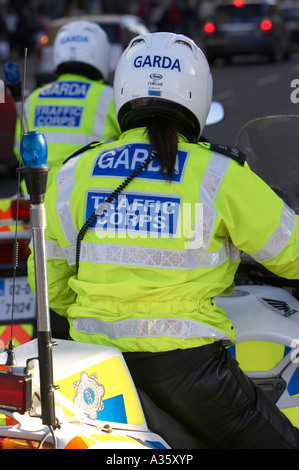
60 35 89 44
133 55 183 72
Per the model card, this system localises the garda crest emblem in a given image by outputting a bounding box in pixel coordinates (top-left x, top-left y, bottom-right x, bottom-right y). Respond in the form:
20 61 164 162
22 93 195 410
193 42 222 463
73 371 105 420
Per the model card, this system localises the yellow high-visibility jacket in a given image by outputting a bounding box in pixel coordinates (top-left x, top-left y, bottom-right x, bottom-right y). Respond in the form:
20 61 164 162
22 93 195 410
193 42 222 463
14 73 121 190
28 128 299 353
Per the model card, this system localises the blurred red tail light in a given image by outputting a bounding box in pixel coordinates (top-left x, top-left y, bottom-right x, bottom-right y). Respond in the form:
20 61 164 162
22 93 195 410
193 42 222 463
260 19 273 32
204 22 215 35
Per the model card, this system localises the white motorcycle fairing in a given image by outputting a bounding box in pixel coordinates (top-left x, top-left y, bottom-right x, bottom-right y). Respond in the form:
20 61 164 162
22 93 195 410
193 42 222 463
216 284 299 426
0 339 170 449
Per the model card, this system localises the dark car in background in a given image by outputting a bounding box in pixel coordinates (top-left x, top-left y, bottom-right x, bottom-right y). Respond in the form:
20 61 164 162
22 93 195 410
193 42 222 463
202 0 291 64
280 1 299 46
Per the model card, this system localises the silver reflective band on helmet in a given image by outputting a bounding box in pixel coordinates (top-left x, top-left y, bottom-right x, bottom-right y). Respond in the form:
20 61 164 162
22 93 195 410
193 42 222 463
53 20 110 81
113 32 213 140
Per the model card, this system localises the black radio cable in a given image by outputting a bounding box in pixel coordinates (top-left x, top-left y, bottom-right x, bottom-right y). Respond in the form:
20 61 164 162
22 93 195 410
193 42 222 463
75 151 157 273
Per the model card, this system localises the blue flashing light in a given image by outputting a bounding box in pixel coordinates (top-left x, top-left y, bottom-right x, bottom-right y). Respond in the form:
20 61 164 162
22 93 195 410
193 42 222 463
21 131 48 167
4 62 20 84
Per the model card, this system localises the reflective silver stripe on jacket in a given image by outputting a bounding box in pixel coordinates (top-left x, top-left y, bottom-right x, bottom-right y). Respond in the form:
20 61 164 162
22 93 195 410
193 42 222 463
17 132 92 148
92 86 113 139
78 239 239 270
46 239 66 259
56 153 82 248
46 238 239 270
252 202 296 263
42 132 92 146
200 152 231 250
55 150 239 269
72 316 233 343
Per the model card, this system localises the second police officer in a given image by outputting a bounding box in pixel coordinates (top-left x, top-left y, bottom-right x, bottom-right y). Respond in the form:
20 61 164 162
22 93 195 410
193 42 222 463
14 20 121 190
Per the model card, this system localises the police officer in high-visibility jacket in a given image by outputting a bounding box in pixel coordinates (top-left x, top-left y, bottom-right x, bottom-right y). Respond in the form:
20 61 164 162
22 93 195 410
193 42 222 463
14 20 120 190
30 32 299 448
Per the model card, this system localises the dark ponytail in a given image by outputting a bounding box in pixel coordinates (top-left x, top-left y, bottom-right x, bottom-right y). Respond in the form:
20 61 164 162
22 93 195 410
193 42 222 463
146 117 179 182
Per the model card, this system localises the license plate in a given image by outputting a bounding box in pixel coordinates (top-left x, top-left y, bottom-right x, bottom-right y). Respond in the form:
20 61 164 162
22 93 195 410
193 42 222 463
0 277 36 321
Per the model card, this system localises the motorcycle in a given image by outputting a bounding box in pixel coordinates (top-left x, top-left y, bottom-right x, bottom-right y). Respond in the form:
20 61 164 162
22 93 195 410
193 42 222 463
1 57 298 448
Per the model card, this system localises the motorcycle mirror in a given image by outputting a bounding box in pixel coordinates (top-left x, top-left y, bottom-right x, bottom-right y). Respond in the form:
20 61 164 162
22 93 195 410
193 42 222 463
206 101 225 126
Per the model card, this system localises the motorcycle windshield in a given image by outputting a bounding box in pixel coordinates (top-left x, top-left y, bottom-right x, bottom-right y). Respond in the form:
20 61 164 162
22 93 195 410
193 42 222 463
235 115 299 214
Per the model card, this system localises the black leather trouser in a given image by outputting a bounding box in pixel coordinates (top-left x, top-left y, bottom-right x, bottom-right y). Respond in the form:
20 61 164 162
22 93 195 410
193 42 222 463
124 341 299 449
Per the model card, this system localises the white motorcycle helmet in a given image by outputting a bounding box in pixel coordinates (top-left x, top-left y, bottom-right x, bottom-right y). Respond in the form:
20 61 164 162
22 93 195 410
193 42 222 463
114 32 213 141
53 20 110 81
